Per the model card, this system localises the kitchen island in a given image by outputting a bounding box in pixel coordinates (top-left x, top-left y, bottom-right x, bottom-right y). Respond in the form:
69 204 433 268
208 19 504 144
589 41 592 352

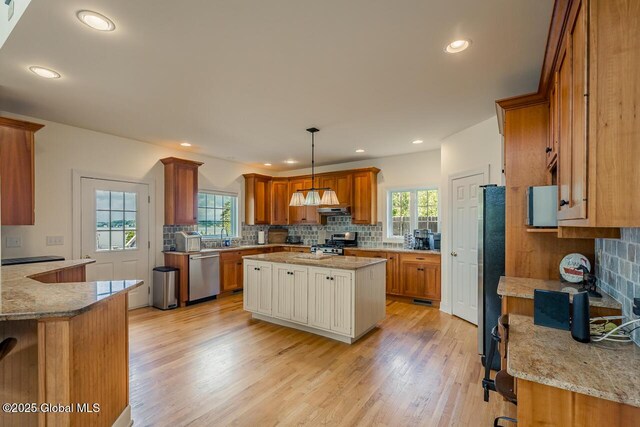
242 252 386 344
0 259 143 427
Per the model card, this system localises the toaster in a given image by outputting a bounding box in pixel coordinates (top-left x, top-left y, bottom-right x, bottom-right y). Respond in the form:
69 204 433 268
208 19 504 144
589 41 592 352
176 231 202 252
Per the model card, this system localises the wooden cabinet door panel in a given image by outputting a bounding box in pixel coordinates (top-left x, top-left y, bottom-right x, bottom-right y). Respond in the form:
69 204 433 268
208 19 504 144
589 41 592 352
271 179 289 225
303 178 320 224
548 73 559 168
335 173 352 206
254 177 271 224
288 179 306 224
308 268 331 330
401 261 424 297
221 257 242 292
386 253 401 295
0 126 35 225
423 263 441 300
174 164 197 225
330 270 352 335
291 267 308 324
557 41 572 218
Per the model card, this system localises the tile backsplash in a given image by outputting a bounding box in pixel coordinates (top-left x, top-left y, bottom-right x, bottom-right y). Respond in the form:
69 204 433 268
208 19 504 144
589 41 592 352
162 216 405 251
595 228 640 346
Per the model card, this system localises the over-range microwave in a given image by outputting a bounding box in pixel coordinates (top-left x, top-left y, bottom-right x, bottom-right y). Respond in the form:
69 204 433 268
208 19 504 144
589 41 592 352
526 185 558 227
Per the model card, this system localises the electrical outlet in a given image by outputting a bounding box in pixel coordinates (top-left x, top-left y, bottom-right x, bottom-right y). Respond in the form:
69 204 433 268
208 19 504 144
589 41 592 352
46 236 64 246
633 298 640 316
6 236 21 248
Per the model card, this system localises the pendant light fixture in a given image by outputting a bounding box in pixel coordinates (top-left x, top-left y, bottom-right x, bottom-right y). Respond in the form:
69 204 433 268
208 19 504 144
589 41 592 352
289 127 340 207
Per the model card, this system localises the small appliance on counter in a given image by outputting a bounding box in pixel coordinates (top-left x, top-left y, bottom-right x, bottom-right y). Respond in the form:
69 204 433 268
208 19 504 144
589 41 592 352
526 185 558 227
257 231 266 245
175 231 202 252
311 232 358 255
412 229 441 251
285 235 302 244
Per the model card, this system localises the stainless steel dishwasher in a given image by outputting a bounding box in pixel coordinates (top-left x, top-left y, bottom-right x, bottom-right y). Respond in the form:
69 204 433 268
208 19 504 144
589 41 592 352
188 252 220 302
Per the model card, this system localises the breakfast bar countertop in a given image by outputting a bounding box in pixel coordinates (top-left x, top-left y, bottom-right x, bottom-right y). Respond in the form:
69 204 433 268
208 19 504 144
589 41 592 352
497 276 621 310
242 252 386 270
507 314 640 407
0 259 143 321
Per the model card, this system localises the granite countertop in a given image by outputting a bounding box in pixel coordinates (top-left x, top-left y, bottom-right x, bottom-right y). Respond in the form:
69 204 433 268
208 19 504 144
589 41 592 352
1 259 144 321
164 244 311 255
243 252 386 270
507 314 640 407
498 276 621 310
345 247 441 256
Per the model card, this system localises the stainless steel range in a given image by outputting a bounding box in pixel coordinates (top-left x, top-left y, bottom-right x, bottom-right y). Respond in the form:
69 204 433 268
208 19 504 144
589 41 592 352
311 232 358 255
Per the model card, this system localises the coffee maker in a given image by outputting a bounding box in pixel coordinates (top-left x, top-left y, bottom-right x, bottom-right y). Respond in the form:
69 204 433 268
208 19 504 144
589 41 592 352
413 229 432 250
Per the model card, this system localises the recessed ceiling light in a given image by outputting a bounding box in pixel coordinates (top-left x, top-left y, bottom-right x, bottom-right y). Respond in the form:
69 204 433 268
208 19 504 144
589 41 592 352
284 160 298 164
355 149 365 153
180 142 191 147
264 163 272 166
412 140 423 145
29 66 61 79
76 10 116 31
445 39 471 54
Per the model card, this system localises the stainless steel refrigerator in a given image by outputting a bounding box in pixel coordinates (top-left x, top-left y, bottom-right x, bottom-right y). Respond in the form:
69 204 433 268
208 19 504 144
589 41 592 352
477 185 505 370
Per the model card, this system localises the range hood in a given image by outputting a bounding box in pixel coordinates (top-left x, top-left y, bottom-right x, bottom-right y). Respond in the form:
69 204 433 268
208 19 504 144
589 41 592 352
317 206 350 216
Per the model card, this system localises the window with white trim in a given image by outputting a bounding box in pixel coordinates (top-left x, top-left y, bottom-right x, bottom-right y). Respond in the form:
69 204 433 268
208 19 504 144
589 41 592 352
197 191 239 238
387 188 439 238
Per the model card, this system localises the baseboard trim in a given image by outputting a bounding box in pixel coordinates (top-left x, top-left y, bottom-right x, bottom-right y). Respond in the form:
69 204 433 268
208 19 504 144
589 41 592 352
112 405 132 427
252 313 359 344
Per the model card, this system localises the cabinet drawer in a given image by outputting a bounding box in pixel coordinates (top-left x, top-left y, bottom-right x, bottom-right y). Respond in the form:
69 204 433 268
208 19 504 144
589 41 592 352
344 249 386 258
399 253 440 264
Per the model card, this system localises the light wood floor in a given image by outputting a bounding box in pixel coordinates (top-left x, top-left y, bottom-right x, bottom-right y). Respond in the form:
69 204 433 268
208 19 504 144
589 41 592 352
129 295 515 426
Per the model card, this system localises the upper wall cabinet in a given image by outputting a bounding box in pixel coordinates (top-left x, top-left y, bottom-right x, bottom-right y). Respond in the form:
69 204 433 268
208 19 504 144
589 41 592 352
244 168 379 226
0 117 44 225
352 168 380 225
243 174 272 225
161 157 203 225
557 0 640 227
498 0 640 231
270 178 290 225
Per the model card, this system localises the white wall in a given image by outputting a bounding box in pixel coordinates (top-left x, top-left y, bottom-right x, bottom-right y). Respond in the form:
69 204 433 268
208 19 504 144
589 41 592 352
0 112 270 268
0 0 31 49
439 116 503 313
281 149 442 238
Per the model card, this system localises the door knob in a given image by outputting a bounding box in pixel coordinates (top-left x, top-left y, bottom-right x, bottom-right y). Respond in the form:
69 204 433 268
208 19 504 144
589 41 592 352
450 251 458 257
559 199 569 207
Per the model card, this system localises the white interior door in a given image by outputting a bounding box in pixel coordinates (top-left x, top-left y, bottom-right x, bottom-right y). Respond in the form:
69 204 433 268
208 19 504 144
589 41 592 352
451 173 483 324
81 178 150 309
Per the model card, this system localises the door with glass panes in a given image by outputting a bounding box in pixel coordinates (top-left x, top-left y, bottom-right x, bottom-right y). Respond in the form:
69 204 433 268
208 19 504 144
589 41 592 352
81 178 150 308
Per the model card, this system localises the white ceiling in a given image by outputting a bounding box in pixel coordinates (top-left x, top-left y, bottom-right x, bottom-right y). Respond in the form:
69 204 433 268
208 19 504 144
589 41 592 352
0 0 553 170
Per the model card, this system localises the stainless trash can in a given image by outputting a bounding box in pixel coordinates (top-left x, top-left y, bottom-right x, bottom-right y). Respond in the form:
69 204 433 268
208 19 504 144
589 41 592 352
152 266 178 310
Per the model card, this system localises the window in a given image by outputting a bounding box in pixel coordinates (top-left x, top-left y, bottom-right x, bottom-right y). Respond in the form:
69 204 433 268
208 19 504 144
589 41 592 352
197 191 239 237
387 188 439 238
96 190 138 251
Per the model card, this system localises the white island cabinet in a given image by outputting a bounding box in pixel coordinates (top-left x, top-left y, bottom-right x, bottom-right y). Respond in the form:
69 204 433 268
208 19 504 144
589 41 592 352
243 253 386 344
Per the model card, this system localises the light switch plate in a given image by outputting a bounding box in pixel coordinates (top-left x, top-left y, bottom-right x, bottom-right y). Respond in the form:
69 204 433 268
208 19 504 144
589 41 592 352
46 236 64 246
6 236 21 248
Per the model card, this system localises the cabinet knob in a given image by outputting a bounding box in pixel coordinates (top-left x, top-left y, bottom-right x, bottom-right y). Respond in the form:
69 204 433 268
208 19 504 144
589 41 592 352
326 276 330 280
450 252 458 257
559 199 569 207
545 147 552 153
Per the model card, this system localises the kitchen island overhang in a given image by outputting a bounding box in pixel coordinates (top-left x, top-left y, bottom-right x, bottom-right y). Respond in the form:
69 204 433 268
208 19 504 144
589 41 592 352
242 252 386 344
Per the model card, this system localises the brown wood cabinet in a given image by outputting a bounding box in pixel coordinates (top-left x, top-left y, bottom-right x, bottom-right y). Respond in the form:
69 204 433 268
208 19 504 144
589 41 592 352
271 178 290 225
220 252 244 292
243 174 271 225
557 0 588 221
399 254 441 300
352 169 379 225
0 117 44 225
318 172 352 206
344 249 440 300
30 265 87 284
160 157 203 225
287 178 320 225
